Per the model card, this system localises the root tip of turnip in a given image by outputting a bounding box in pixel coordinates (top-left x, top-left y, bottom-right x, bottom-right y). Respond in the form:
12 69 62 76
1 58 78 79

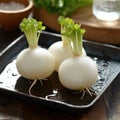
29 79 37 96
28 78 48 96
80 87 96 99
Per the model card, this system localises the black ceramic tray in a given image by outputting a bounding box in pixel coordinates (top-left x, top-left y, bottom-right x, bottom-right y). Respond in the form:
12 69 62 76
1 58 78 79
0 31 120 112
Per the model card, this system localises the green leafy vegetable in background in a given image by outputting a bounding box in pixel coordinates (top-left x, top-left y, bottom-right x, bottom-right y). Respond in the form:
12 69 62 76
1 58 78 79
32 0 92 16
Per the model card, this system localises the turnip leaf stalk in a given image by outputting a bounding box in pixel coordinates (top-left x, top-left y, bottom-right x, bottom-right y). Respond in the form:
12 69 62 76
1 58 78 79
20 18 45 48
58 16 74 46
58 16 85 56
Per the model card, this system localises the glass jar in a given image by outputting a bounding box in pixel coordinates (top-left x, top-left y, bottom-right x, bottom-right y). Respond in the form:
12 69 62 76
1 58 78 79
92 0 120 21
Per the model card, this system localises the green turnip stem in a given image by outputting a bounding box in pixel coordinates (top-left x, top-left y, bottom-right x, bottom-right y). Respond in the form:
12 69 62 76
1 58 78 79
58 16 85 57
25 30 41 48
20 18 46 48
71 30 83 56
62 36 70 46
61 26 70 46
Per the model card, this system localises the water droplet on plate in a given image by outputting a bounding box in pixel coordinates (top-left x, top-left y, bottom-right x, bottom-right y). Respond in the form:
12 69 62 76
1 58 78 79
0 81 3 84
101 61 110 66
12 73 17 76
53 89 58 94
94 57 98 61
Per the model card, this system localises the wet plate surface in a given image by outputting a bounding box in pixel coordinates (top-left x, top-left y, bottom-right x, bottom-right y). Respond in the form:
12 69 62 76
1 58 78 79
0 31 120 112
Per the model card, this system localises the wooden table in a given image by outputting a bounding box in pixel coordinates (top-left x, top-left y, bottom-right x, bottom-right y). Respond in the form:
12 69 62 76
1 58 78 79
0 28 120 120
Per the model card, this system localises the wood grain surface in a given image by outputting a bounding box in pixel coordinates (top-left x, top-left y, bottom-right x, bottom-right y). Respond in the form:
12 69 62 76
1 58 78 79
0 95 107 120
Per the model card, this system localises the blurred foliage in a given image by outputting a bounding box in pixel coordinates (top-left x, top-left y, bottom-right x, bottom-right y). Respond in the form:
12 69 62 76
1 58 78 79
32 0 92 16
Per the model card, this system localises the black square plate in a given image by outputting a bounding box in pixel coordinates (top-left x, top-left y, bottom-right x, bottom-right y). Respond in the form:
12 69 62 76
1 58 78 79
0 31 120 112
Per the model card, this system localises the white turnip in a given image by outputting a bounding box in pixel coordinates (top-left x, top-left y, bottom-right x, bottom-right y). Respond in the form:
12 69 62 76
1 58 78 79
16 18 55 94
58 17 98 94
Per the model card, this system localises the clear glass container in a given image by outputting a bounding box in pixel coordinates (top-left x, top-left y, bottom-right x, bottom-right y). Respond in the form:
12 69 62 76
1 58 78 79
92 0 120 21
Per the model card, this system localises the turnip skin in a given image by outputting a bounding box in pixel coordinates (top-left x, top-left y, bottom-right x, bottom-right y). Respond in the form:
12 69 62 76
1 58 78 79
16 47 55 80
58 56 98 90
48 41 86 71
48 41 72 71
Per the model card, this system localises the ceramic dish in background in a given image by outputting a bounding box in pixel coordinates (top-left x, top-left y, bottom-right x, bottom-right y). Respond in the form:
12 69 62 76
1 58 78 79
0 0 33 31
33 7 120 45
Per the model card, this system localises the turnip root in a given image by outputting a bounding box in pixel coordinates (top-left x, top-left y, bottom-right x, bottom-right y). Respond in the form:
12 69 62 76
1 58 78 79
59 56 98 90
16 47 54 80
